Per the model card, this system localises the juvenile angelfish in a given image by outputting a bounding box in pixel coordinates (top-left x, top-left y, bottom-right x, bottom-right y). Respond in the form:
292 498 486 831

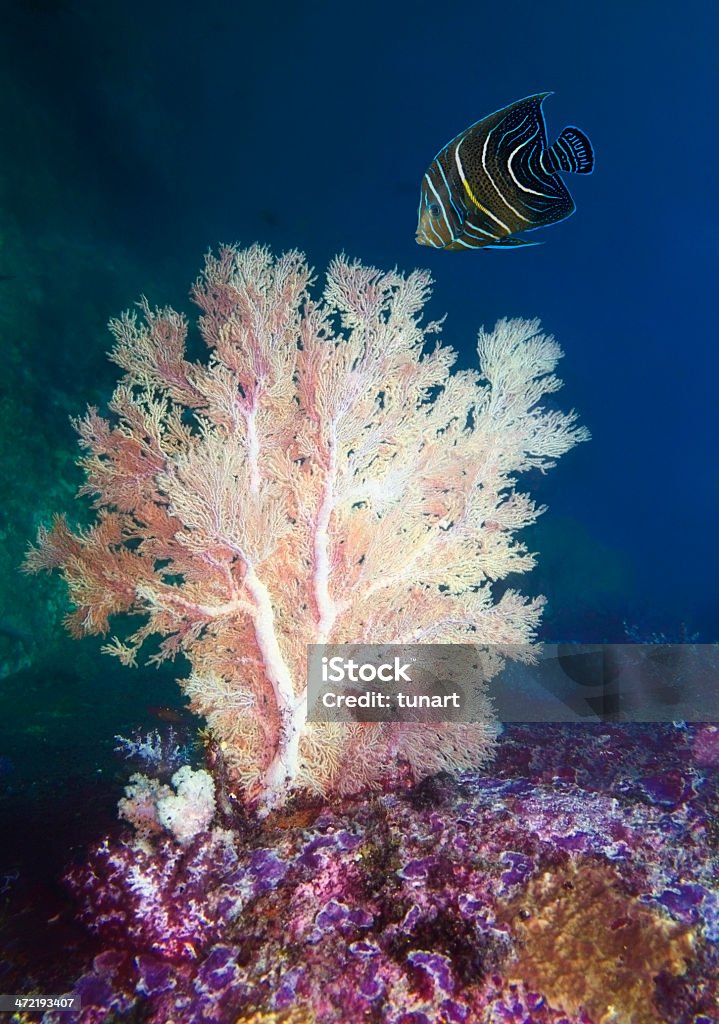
416 93 594 250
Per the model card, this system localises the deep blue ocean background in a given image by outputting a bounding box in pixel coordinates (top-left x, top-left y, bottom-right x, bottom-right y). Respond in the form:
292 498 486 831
0 0 717 988
3 0 717 641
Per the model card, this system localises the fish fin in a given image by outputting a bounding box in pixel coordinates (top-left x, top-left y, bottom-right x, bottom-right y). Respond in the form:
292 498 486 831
548 126 594 174
484 236 543 248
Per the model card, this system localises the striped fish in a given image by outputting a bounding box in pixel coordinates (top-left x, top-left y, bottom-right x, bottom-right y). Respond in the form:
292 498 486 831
416 93 594 251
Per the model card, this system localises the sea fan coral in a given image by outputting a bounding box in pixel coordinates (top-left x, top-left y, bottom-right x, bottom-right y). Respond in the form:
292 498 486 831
25 244 588 813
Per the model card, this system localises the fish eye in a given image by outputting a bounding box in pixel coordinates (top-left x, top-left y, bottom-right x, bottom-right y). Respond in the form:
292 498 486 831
427 202 441 219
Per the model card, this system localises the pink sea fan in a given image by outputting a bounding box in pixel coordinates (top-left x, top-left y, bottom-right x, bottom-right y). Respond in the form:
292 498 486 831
25 244 588 813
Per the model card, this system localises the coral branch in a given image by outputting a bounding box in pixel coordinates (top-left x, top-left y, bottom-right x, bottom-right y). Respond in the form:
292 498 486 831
25 244 588 813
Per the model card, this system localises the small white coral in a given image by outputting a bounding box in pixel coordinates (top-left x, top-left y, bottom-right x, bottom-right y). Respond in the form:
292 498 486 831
156 766 216 845
119 767 216 845
118 773 170 837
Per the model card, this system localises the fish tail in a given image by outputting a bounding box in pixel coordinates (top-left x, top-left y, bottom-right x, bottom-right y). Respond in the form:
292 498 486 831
548 126 594 174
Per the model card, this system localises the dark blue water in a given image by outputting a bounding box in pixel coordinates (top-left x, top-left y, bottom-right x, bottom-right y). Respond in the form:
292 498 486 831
3 0 717 640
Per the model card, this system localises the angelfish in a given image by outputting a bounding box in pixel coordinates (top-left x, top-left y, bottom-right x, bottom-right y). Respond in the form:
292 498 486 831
416 93 594 250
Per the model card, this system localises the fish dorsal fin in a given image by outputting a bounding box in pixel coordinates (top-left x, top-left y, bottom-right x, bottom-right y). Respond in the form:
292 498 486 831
548 126 595 174
459 92 551 155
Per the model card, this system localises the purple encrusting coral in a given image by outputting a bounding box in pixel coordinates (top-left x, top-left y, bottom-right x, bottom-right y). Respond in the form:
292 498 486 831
42 722 719 1024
